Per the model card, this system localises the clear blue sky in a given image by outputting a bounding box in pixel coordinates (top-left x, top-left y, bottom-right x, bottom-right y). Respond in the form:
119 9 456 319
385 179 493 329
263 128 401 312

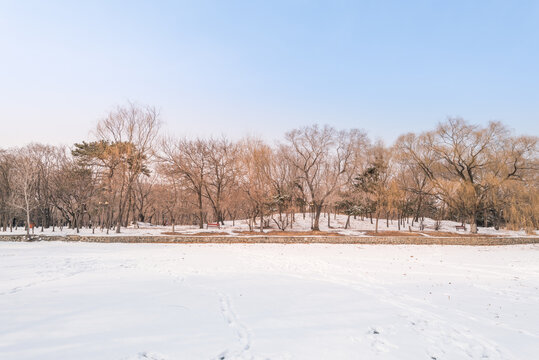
1 0 538 147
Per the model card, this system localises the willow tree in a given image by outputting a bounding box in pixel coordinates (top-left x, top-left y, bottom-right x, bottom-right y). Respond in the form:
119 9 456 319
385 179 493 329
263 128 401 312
238 137 273 232
396 118 537 233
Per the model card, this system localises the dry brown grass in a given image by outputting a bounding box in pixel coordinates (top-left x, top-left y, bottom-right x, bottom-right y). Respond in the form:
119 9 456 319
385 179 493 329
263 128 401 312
234 230 344 236
362 230 417 236
423 231 496 237
162 231 231 236
161 229 499 238
361 230 497 237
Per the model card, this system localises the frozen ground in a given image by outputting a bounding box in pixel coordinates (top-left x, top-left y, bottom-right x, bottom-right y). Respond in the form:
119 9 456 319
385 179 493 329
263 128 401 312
1 243 538 359
1 215 536 237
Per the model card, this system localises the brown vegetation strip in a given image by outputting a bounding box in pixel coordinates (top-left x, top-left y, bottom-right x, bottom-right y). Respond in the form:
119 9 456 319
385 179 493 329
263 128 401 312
420 231 497 237
234 230 344 236
0 234 538 246
362 230 497 237
162 232 230 236
363 231 417 237
163 230 494 237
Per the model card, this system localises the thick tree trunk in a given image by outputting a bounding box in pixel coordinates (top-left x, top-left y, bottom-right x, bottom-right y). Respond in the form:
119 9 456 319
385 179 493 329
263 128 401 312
312 204 322 231
219 210 225 226
414 195 423 223
124 195 132 227
26 211 30 236
327 211 331 228
470 215 478 234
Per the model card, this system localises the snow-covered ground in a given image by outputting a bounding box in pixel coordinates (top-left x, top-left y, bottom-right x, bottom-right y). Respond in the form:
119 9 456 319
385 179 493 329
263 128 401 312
0 215 536 237
1 242 538 359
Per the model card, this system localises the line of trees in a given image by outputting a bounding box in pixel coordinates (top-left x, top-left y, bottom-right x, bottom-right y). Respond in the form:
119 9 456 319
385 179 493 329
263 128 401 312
0 103 537 235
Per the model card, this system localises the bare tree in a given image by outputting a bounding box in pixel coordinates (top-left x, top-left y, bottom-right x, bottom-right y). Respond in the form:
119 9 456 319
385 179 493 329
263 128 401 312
132 174 157 224
0 150 15 231
204 137 239 225
284 125 367 230
10 146 39 236
266 145 298 230
52 157 95 232
159 138 209 229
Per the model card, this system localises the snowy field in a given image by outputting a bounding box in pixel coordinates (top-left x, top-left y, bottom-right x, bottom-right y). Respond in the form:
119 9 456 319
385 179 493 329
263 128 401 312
1 242 538 360
1 215 536 237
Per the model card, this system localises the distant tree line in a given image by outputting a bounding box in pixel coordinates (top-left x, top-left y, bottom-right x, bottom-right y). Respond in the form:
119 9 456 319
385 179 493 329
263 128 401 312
0 103 537 235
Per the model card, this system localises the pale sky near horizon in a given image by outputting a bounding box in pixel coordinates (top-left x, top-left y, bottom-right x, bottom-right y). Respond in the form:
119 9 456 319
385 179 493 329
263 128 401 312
1 0 538 148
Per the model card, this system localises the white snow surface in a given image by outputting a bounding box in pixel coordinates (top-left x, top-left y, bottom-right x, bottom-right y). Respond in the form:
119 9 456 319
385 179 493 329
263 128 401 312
1 242 538 359
1 215 536 237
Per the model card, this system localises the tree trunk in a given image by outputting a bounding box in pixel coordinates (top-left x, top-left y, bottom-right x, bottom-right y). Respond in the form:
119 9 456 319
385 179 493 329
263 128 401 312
197 190 204 229
312 204 322 231
259 208 264 233
125 194 132 227
24 189 31 237
414 195 423 222
470 215 478 234
327 211 331 228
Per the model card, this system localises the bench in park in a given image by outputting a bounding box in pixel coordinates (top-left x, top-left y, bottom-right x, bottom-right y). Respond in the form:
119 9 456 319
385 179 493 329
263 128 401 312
207 223 220 229
455 225 466 231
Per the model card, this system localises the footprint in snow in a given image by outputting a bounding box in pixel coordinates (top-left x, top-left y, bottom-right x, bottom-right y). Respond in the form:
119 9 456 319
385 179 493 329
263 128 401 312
124 352 169 360
367 327 397 353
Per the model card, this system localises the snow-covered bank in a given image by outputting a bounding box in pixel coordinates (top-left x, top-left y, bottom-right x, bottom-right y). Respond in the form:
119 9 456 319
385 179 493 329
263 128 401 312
1 242 538 359
1 215 536 237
